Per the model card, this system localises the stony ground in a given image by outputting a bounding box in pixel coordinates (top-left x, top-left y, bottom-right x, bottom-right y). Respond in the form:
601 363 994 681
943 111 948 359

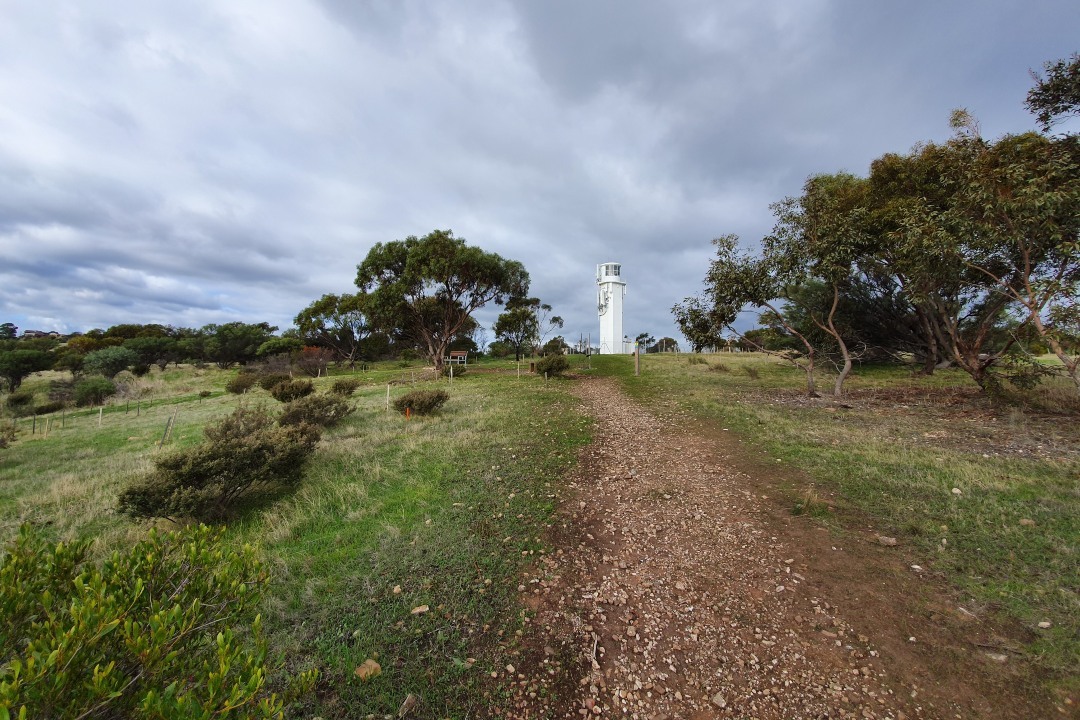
498 377 1059 719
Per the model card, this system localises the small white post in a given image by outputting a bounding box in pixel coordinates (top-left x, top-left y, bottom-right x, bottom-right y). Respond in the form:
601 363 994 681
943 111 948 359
449 364 454 385
98 406 103 427
385 383 390 412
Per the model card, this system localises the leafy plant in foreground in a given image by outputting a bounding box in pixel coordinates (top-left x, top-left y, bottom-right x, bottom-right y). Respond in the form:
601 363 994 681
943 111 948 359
0 523 316 719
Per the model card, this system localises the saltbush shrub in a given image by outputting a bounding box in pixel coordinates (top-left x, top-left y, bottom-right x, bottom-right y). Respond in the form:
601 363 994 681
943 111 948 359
0 523 316 718
393 389 449 416
330 377 361 396
440 364 467 377
257 372 291 391
74 377 117 406
118 406 320 521
535 354 570 377
269 379 314 403
279 394 354 428
225 372 259 394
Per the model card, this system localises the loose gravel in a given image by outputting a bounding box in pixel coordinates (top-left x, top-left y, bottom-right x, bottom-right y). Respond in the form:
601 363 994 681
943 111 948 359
504 377 932 719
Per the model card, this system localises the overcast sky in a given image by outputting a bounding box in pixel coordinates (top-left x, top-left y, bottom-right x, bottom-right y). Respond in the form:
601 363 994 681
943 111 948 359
1 1 1076 346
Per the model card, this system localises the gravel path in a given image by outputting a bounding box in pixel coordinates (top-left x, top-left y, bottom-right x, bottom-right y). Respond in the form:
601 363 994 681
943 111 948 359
506 376 926 719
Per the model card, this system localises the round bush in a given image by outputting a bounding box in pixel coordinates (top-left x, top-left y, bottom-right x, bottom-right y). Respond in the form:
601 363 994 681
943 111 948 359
393 389 449 416
225 373 259 395
257 373 291 391
330 377 361 396
279 394 354 428
270 379 314 403
74 377 117 406
535 354 570 377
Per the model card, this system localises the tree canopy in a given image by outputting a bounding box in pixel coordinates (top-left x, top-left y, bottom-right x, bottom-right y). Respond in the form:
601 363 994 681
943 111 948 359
356 229 528 371
1026 53 1080 132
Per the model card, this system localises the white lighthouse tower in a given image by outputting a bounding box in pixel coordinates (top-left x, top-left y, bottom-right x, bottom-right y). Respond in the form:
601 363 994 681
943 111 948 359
596 262 629 354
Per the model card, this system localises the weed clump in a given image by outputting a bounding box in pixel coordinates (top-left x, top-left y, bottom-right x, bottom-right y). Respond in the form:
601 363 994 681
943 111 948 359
709 362 731 373
32 401 66 415
279 394 354 428
270 379 314 402
393 389 449 416
535 354 570 377
225 372 258 394
74 377 117 406
687 355 708 365
0 523 316 718
330 377 361 396
743 366 760 380
118 406 320 521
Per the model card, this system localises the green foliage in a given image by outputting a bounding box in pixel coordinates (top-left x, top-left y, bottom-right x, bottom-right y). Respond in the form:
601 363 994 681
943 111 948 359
356 229 529 371
225 373 259 395
0 349 51 392
0 323 16 340
73 377 117 406
535 354 570 377
0 424 12 450
202 322 277 369
329 377 360 396
0 522 316 718
255 337 302 358
83 346 138 379
1026 52 1080 131
487 340 513 358
392 389 449 416
269 379 314 403
123 336 178 371
294 293 370 366
278 394 354 428
118 406 320 521
672 296 724 353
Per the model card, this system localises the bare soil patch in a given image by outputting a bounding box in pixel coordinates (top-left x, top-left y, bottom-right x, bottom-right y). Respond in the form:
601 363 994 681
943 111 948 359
500 377 1066 719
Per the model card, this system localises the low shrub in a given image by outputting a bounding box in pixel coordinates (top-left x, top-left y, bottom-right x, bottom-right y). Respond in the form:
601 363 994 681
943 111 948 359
535 354 570 377
270 379 315 403
225 372 259 394
709 362 731 373
330 377 361 396
687 355 708 365
118 406 320 521
198 390 212 398
32 400 66 415
5 390 33 408
0 523 316 718
0 424 13 450
279 394 354 428
441 364 467 377
743 366 760 380
393 389 449 416
74 377 117 406
258 372 292 391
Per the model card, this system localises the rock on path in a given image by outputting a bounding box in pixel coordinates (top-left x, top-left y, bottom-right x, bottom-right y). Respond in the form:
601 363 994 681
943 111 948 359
505 377 926 719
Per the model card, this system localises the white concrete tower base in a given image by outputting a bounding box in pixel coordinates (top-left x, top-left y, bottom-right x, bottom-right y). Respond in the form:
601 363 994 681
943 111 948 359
596 262 629 354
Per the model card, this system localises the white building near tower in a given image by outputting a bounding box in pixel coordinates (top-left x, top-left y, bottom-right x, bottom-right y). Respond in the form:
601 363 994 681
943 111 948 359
596 262 631 354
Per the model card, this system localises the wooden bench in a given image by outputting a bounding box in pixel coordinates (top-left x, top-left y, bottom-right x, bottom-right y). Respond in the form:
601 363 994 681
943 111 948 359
445 350 468 366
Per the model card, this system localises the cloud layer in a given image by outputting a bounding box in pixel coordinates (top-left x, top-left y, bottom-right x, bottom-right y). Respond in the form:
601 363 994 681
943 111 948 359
1 0 1076 344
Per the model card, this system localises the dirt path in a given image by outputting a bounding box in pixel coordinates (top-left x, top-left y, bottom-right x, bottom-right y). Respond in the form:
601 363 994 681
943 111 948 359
502 377 1055 719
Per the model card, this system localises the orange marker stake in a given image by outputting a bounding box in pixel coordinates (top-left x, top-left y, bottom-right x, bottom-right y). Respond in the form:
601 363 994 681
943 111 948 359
405 407 411 420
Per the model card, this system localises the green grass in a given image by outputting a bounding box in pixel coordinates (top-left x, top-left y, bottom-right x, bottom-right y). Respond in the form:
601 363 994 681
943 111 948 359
594 352 1080 689
0 361 592 717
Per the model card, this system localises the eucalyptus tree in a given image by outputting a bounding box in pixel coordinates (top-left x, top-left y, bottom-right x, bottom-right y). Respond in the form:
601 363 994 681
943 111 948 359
356 229 528 373
294 293 371 368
